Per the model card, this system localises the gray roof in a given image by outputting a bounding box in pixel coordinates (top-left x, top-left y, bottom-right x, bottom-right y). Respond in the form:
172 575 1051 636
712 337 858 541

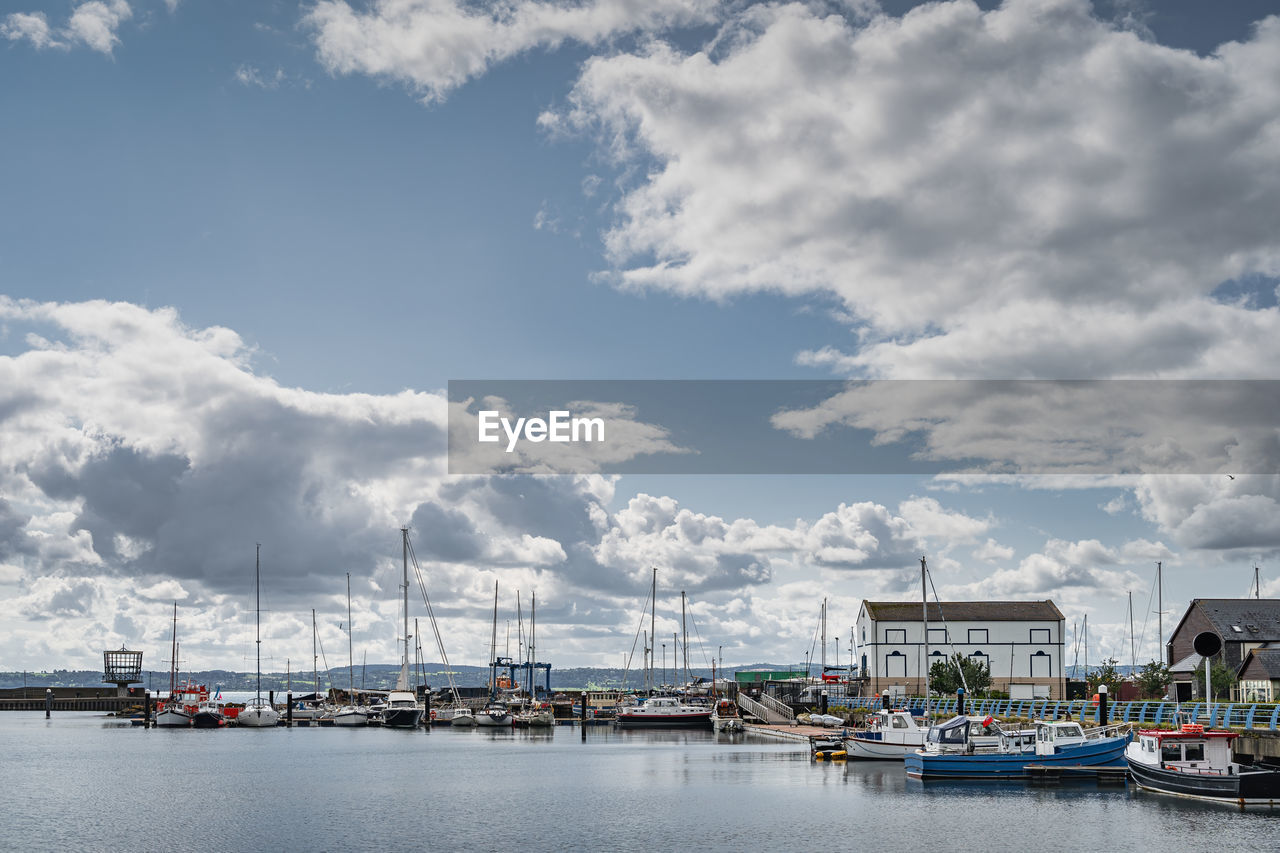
1192 599 1280 642
864 600 1063 622
1239 646 1280 681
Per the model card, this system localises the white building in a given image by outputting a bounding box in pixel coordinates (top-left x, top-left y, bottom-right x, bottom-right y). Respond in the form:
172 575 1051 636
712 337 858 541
856 600 1067 700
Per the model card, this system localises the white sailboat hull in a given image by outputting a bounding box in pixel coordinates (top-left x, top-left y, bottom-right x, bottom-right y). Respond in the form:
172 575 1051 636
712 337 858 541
332 707 369 726
237 703 280 727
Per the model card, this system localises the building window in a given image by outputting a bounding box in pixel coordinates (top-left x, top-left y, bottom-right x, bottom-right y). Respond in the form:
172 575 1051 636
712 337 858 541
886 652 907 677
1030 628 1050 643
885 629 906 643
968 628 988 644
927 628 948 644
969 652 989 670
1030 650 1051 677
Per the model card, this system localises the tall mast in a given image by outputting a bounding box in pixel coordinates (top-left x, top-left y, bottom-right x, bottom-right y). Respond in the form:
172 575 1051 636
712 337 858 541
1083 613 1089 683
921 557 929 716
399 527 411 691
1156 561 1163 665
311 609 318 702
649 568 657 692
681 590 688 685
255 544 263 701
1128 590 1136 675
1256 565 1262 599
169 601 177 694
490 580 499 698
347 572 355 702
821 597 828 674
529 591 536 700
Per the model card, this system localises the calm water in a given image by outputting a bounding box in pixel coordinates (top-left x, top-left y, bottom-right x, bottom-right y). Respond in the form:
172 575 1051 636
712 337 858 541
3 712 1274 852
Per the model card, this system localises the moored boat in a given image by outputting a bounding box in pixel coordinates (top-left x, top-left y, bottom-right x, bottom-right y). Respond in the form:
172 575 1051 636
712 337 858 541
476 700 513 726
904 716 1131 780
382 690 424 729
1126 724 1280 808
711 698 744 733
238 544 280 728
616 695 713 729
191 700 227 728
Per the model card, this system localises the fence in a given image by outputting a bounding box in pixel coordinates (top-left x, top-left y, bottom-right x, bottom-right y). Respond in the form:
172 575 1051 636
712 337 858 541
832 695 1280 731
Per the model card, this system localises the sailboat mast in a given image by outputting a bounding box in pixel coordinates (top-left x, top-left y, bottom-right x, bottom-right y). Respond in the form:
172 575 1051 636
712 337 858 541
650 569 657 691
347 572 354 702
821 598 827 674
681 591 688 685
921 557 929 716
169 601 177 695
1128 590 1136 675
311 609 318 702
490 580 499 698
1156 561 1163 665
255 544 262 701
402 527 410 688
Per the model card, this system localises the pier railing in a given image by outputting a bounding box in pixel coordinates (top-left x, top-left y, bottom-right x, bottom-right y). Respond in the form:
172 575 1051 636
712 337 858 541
737 693 793 724
839 696 1280 732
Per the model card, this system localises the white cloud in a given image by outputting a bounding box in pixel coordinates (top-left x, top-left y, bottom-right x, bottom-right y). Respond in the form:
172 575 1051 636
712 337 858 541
973 538 1014 563
66 0 132 55
304 0 719 103
3 1 132 55
553 0 1280 379
1 12 61 49
234 64 287 89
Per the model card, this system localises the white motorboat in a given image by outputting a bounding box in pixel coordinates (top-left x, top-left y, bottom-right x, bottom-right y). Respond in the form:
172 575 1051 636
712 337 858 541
449 707 477 727
383 690 424 729
711 698 744 733
844 708 928 759
616 695 712 729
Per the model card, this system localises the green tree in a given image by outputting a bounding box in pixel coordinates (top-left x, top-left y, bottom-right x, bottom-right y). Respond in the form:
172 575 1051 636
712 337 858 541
928 652 992 696
1134 660 1171 699
1192 658 1237 700
1086 658 1122 695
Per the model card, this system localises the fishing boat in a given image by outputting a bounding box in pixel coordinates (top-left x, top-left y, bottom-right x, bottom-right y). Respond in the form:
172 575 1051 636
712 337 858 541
616 695 713 729
383 529 426 729
332 573 369 727
904 716 1131 780
1126 724 1280 808
192 699 227 728
711 698 744 733
844 708 929 759
449 707 477 726
238 545 280 728
155 679 206 728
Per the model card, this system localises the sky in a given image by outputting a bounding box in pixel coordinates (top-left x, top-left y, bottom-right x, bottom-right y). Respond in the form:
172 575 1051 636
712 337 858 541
2 0 1279 679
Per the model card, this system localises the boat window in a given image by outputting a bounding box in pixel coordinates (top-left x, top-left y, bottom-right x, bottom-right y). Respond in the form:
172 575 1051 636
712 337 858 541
1038 727 1048 742
892 716 908 729
1062 725 1083 738
1161 743 1182 763
1184 743 1205 761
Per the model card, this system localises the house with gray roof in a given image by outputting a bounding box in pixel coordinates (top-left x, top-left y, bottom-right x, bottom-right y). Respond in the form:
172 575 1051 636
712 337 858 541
856 599 1066 700
1165 598 1280 701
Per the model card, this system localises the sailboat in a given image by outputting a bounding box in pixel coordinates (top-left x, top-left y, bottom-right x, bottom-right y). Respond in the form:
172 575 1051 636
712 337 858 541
238 545 280 728
154 603 211 728
383 528 425 729
332 573 369 727
513 592 554 727
475 581 513 727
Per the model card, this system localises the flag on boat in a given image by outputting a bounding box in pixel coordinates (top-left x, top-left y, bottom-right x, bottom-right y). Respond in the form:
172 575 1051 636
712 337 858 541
214 687 222 700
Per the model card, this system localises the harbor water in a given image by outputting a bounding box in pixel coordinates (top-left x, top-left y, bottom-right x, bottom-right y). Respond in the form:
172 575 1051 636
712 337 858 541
4 712 1273 851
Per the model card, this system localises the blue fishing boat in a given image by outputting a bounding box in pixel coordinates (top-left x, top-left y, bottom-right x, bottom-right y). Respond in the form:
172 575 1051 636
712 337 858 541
904 716 1131 780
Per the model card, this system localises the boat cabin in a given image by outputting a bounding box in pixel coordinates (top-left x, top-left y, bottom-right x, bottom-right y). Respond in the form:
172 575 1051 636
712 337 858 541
1132 727 1238 774
1033 721 1087 755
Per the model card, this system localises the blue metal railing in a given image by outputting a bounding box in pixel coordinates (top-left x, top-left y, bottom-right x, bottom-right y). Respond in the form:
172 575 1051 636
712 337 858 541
829 695 1280 731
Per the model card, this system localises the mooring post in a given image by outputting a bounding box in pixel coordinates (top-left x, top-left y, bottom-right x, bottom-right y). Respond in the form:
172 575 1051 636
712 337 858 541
423 692 431 727
144 691 152 727
581 692 588 740
1098 684 1108 726
286 693 293 727
820 689 828 716
45 688 53 719
957 687 965 716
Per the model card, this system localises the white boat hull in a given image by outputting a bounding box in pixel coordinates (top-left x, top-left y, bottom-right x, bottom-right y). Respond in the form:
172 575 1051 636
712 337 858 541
332 707 369 726
844 736 920 759
476 712 513 726
237 704 280 727
154 708 191 727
